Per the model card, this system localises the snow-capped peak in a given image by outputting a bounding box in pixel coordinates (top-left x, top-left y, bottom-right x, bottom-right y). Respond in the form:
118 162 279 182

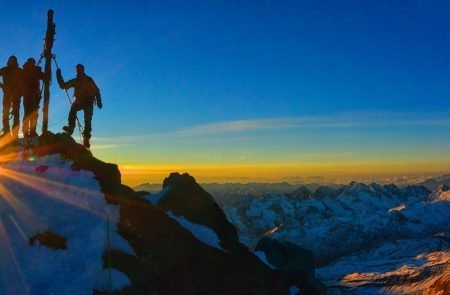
427 184 450 202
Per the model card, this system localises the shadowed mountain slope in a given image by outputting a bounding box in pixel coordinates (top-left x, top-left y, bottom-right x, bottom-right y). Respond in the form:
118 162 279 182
0 133 315 295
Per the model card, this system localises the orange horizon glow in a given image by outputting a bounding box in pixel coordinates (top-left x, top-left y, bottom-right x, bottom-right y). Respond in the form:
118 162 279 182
119 160 450 187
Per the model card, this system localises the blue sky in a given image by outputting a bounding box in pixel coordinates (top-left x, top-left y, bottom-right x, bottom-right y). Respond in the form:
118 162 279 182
1 1 450 184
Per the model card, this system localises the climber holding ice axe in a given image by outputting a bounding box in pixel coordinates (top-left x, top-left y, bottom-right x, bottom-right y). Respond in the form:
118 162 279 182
56 64 102 148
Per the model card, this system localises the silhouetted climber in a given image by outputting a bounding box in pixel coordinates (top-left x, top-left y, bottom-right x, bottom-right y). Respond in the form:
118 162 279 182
56 64 102 148
21 58 44 137
0 56 23 138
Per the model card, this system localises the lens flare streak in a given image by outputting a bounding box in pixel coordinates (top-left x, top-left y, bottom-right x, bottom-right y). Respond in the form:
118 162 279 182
0 167 105 216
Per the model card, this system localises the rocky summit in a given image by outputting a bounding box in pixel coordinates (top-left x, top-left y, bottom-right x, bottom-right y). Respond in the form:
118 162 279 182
0 133 321 295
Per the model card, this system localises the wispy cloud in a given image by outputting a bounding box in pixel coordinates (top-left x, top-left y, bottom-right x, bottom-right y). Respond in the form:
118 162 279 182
93 110 450 144
174 118 301 136
174 111 450 137
89 143 133 150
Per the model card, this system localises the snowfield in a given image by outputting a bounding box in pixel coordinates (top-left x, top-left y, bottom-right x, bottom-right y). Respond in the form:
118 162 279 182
223 182 450 293
0 150 132 295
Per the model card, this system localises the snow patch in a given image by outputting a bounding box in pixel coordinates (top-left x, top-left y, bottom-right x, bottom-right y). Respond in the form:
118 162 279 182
388 203 406 212
144 185 170 205
264 223 283 237
254 251 276 269
166 210 226 252
105 206 136 257
94 268 131 291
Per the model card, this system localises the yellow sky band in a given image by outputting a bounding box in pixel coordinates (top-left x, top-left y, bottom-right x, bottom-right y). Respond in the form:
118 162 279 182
119 160 450 186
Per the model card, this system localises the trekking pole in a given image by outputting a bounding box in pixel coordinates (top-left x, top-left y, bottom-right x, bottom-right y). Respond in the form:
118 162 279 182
52 57 84 139
106 214 113 295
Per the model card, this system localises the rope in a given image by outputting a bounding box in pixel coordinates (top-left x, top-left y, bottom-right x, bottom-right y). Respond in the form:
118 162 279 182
35 83 67 128
36 54 44 67
36 115 67 129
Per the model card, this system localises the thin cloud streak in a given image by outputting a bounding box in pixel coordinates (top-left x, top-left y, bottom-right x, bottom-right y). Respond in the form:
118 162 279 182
175 111 450 137
89 144 132 150
95 111 450 143
175 118 301 136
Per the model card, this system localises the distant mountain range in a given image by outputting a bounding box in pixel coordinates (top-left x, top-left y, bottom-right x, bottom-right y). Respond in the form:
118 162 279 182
134 182 341 206
222 181 450 293
134 173 450 206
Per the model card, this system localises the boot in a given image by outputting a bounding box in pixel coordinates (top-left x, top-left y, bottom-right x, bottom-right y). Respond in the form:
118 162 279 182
83 137 90 149
62 126 74 135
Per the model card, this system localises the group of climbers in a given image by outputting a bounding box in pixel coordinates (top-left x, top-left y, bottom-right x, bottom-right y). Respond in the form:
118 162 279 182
0 55 102 148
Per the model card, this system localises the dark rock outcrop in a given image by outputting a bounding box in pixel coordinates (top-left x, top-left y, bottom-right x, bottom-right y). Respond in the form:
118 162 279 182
255 237 325 294
35 133 126 196
29 230 67 250
158 172 242 252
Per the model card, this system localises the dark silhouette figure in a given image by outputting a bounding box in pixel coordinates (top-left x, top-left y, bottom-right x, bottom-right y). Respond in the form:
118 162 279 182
56 64 102 148
0 56 23 138
21 58 44 137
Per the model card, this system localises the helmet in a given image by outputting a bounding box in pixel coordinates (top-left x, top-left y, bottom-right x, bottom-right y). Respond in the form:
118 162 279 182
7 55 18 67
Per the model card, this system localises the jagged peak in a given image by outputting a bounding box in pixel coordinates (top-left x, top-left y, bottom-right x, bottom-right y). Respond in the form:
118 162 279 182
348 181 367 189
383 183 399 191
336 181 367 198
158 172 243 253
427 184 450 202
291 185 312 199
368 182 383 189
437 184 450 192
313 186 337 199
401 185 431 196
163 172 199 190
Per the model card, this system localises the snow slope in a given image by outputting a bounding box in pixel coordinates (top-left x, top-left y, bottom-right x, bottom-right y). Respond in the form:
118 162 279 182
0 149 132 295
166 210 226 252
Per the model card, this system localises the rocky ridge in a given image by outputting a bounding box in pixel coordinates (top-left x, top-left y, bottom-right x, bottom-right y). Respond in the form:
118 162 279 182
0 133 318 295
